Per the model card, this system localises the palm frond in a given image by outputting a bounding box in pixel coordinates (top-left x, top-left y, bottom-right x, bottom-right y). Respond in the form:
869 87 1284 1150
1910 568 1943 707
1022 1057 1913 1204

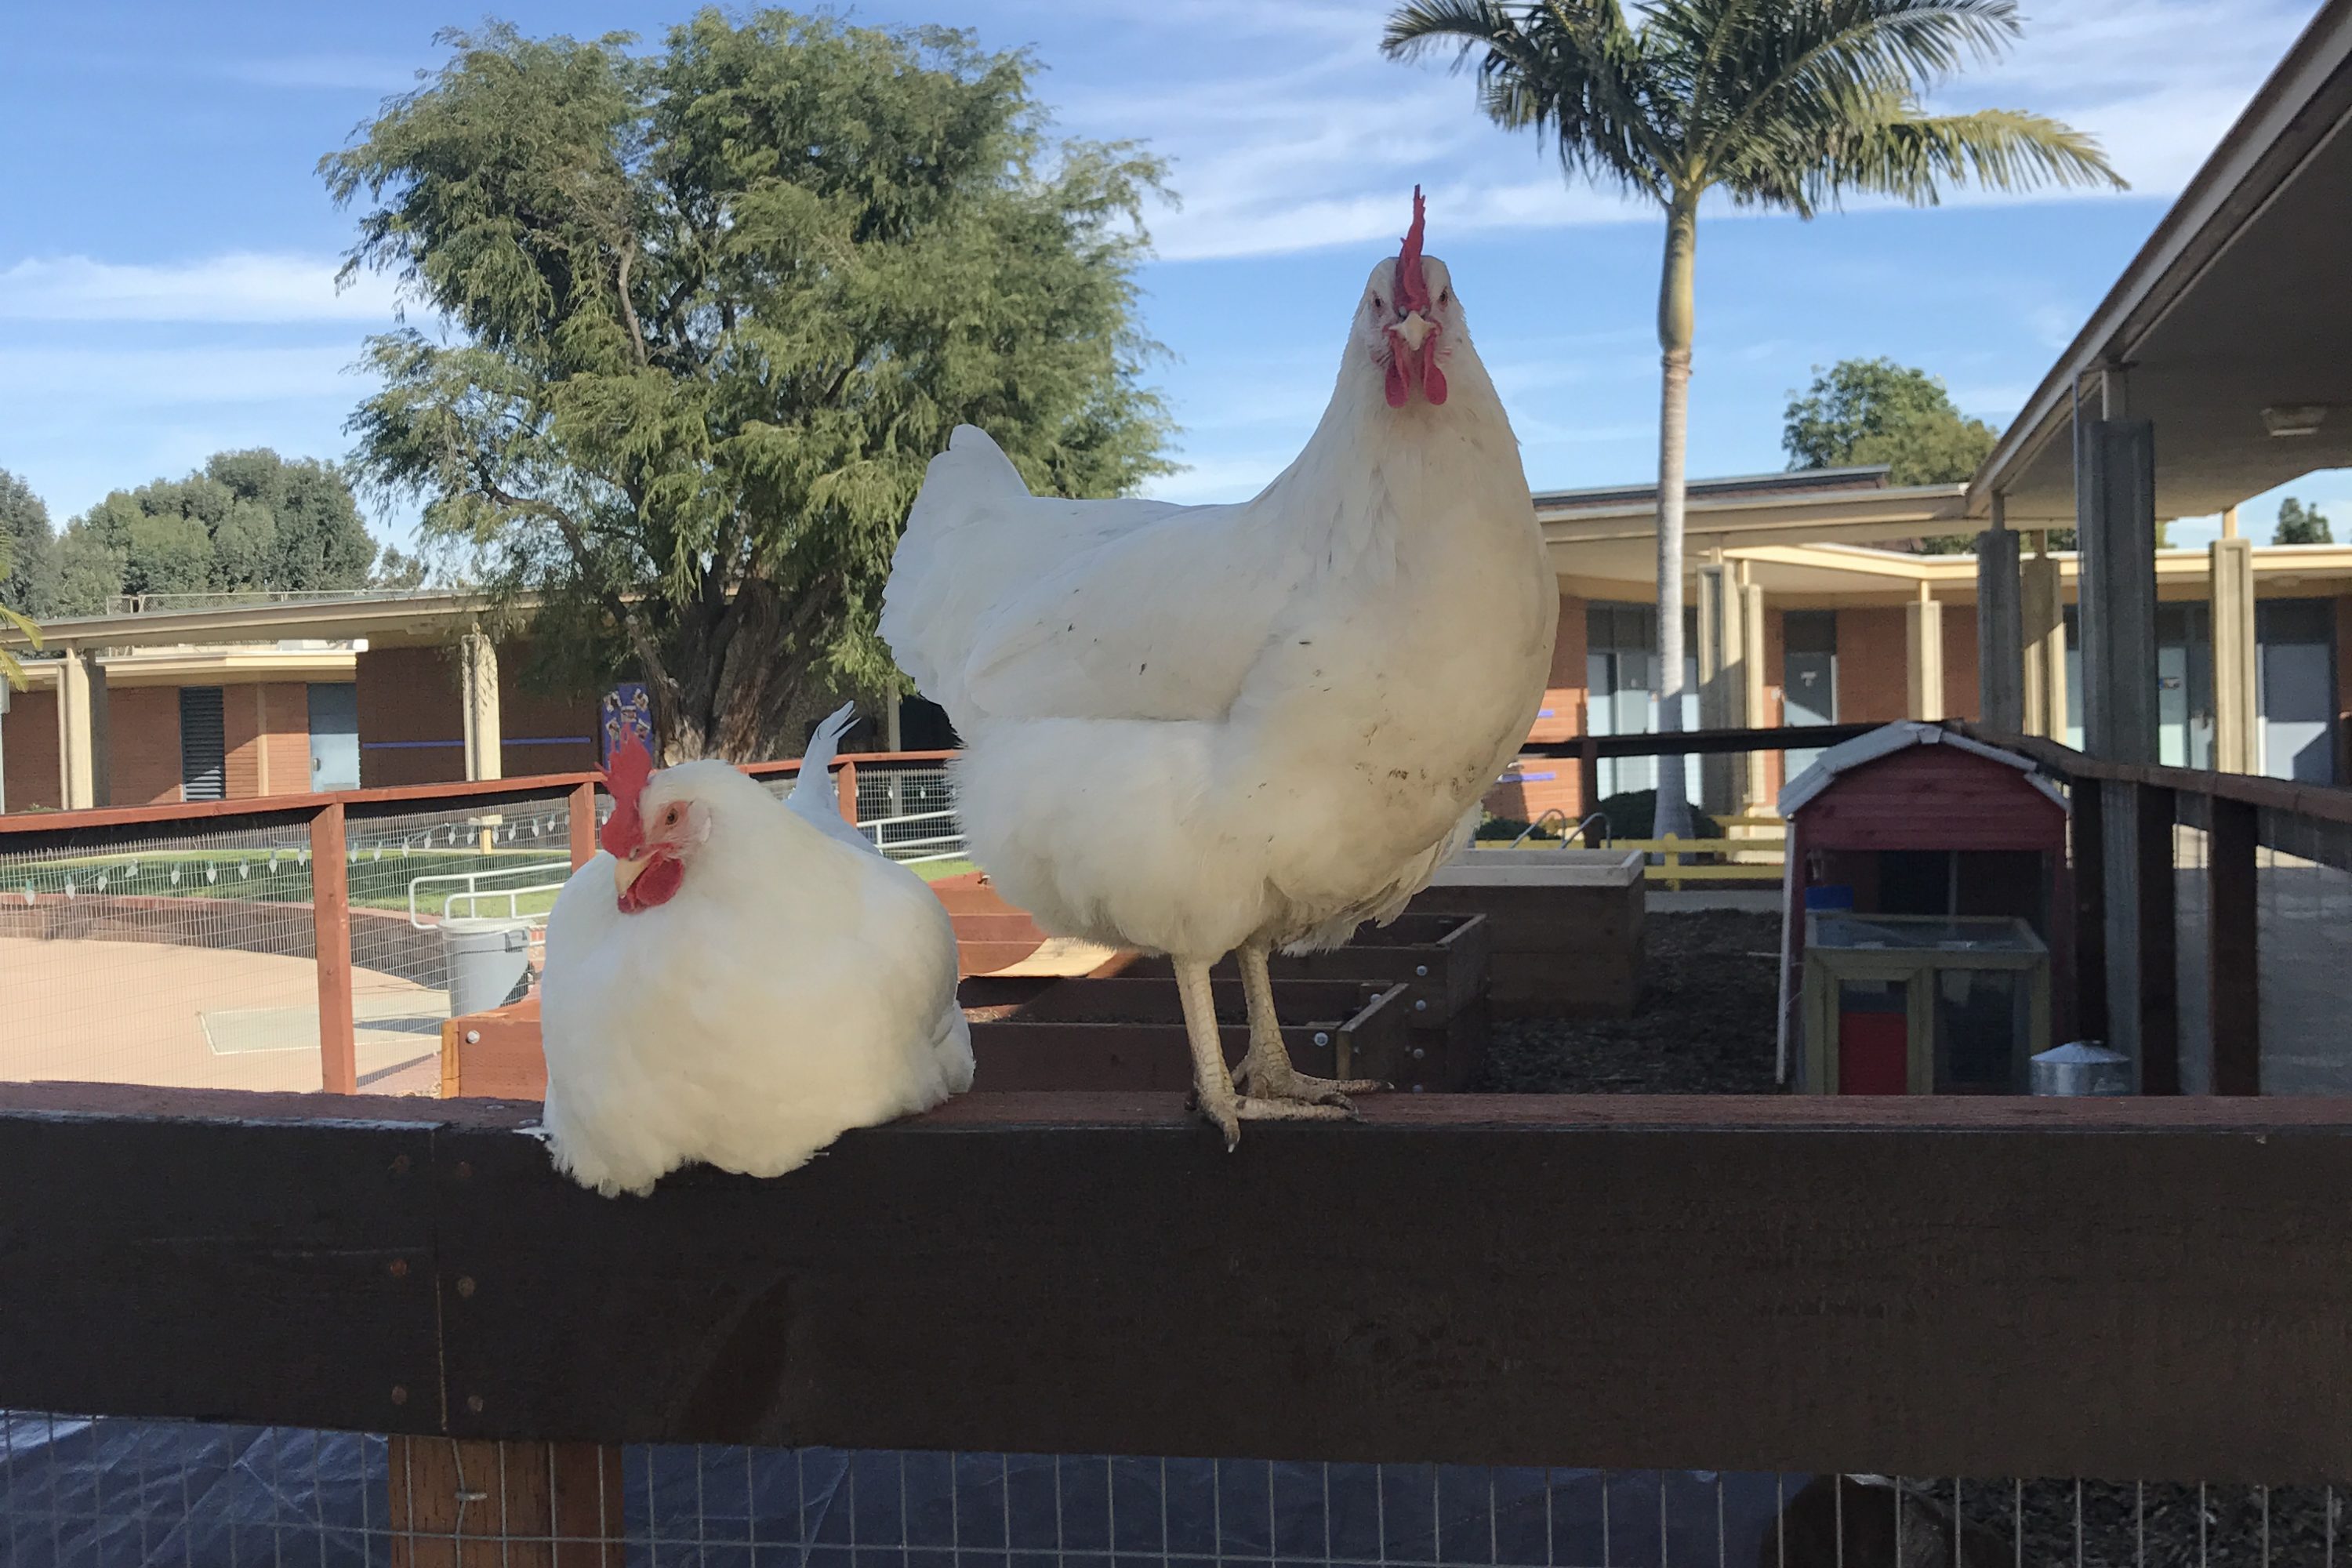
0 602 42 692
1383 0 1671 202
1693 0 2026 169
1806 107 2129 206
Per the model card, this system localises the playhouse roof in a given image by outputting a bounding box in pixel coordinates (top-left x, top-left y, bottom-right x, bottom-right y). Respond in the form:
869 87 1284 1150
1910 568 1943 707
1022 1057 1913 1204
1777 722 2068 818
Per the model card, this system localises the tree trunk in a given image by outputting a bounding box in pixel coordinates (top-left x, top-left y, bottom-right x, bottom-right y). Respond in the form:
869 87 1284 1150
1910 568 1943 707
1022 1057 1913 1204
1651 190 1700 842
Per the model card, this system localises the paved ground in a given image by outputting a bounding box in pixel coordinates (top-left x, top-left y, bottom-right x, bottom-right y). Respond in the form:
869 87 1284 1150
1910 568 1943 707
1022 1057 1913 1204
3 937 446 1095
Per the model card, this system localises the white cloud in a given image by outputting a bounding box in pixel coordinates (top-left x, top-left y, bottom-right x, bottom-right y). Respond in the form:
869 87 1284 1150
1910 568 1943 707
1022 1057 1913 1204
1065 0 2319 263
0 344 364 407
0 254 399 325
219 54 421 93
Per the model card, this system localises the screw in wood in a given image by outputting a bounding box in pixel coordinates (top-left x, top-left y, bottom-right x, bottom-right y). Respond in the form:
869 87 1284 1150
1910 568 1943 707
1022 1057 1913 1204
388 1258 409 1278
390 1386 408 1406
390 1154 411 1176
456 1276 476 1298
466 1394 485 1414
456 1161 472 1179
465 1030 481 1044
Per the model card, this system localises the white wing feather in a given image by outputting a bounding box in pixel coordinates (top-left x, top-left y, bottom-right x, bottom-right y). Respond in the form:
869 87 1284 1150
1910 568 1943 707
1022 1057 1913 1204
786 701 873 855
881 425 1308 726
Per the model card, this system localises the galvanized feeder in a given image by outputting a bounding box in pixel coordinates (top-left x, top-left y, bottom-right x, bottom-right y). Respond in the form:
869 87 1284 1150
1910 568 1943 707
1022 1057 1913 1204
2031 1040 2135 1097
1798 913 2052 1095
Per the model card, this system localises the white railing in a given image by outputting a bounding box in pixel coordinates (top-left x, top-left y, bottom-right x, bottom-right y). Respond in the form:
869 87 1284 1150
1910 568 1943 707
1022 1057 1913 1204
407 860 574 928
859 808 967 866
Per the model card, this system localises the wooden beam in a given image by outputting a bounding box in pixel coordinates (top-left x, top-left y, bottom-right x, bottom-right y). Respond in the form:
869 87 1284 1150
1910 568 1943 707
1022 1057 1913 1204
8 1084 2352 1483
835 758 858 826
2207 795 2262 1094
310 802 357 1096
385 1438 623 1567
2072 779 2109 1047
2136 783 2180 1094
566 781 598 872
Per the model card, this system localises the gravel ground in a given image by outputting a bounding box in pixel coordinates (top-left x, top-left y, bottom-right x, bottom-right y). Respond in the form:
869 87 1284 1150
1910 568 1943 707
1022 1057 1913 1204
1477 910 1786 1094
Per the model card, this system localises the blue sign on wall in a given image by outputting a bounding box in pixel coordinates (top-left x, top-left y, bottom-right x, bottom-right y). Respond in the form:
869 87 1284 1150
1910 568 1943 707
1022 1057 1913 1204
600 684 652 767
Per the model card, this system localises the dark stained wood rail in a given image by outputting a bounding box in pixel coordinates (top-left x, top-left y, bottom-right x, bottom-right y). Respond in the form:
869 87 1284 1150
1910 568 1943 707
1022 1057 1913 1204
5 1083 2352 1482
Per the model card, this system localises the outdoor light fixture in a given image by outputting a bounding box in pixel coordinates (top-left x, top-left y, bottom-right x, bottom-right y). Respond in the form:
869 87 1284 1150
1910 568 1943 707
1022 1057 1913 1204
2262 404 2330 437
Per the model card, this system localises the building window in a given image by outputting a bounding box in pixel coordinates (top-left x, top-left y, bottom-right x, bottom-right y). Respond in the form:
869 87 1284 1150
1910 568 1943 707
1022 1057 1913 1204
179 688 226 802
1584 602 1698 799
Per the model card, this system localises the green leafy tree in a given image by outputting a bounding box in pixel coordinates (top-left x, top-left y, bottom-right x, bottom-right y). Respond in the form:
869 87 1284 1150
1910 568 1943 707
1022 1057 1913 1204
0 470 46 687
2274 496 2335 545
51 450 377 614
1783 356 1994 551
323 11 1175 762
1784 357 1997 484
0 470 61 620
1385 0 2122 836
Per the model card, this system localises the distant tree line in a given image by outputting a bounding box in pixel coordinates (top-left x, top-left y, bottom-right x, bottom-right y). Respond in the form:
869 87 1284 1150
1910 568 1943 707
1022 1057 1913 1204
0 451 413 621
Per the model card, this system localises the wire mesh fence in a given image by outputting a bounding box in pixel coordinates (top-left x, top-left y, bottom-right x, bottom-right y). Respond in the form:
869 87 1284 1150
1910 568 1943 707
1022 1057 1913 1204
0 818 321 1091
2 1414 2341 1568
2251 809 2352 1094
339 792 579 1094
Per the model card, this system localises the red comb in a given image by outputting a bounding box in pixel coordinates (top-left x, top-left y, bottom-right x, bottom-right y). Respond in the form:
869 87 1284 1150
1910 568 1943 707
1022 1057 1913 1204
1397 186 1431 314
601 733 655 858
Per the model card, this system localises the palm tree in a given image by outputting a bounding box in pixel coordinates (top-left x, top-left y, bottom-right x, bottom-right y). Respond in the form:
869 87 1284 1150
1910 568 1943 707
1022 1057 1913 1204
1383 0 2122 836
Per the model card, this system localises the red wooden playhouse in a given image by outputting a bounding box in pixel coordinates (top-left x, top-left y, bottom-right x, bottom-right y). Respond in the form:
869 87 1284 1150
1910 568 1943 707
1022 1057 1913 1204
1775 723 2071 1094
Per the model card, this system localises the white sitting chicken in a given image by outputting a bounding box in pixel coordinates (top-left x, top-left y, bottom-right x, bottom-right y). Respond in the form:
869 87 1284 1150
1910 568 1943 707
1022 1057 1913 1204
882 189 1555 1145
538 720 973 1196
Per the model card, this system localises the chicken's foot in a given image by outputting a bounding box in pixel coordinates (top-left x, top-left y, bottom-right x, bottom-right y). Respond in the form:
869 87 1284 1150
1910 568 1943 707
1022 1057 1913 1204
1174 956 1353 1150
1230 942 1385 1109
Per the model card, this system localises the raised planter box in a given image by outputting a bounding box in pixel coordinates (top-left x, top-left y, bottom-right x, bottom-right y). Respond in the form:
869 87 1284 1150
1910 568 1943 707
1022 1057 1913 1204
1120 911 1494 1091
960 975 1410 1091
1410 847 1645 1018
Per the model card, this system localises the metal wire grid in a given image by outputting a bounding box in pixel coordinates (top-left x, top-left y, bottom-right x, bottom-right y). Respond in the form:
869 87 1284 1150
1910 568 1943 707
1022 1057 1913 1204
2251 812 2352 1095
0 819 318 1091
743 764 967 868
2170 822 2213 1095
3 1416 2344 1568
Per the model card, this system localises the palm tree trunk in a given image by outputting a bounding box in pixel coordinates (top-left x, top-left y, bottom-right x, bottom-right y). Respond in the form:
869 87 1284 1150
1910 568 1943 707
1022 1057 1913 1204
1651 190 1699 841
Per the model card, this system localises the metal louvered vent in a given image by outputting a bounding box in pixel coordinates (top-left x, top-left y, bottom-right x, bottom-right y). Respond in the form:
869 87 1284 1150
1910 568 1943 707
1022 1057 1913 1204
178 686 226 801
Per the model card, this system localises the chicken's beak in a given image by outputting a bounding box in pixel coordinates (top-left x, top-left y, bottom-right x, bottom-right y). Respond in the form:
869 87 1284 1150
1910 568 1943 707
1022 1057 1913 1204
613 854 652 899
1394 310 1436 353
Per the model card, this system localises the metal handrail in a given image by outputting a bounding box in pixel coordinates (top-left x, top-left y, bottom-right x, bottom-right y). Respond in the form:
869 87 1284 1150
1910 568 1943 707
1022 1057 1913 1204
407 859 573 929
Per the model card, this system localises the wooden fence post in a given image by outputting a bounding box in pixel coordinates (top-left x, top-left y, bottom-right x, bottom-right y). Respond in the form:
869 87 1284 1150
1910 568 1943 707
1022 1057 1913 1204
567 781 598 872
387 1437 625 1567
2207 793 2261 1094
2071 781 2108 1048
310 801 357 1096
2135 783 2180 1094
837 758 859 826
1578 734 1602 843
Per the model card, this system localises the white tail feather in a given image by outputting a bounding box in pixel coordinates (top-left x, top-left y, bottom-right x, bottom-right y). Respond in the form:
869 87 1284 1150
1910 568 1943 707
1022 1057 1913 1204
787 702 873 853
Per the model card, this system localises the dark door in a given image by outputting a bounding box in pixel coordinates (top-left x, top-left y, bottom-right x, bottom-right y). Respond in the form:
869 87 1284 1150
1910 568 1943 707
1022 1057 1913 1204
180 688 226 801
307 683 360 792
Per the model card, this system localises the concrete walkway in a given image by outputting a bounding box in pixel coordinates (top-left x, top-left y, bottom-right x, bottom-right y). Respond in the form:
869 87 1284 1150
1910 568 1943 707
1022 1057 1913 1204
2 936 445 1094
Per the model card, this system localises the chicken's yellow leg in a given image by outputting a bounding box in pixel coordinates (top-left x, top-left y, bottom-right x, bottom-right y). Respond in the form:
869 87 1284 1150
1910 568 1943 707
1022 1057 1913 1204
1176 956 1354 1150
1230 942 1384 1109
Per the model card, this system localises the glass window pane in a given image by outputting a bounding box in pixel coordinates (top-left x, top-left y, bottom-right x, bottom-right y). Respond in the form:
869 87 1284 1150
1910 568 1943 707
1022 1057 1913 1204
1934 967 2022 1094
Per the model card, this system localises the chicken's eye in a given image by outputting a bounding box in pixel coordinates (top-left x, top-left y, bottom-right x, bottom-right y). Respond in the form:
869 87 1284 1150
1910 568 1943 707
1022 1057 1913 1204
661 807 679 827
1371 296 1385 313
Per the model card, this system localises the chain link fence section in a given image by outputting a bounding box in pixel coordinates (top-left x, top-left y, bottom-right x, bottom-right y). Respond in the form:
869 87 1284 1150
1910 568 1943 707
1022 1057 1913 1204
3 1415 2343 1568
339 792 581 1094
0 817 324 1091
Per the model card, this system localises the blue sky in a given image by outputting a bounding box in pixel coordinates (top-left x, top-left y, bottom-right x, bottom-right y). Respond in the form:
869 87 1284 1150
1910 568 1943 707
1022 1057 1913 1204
1 0 2341 555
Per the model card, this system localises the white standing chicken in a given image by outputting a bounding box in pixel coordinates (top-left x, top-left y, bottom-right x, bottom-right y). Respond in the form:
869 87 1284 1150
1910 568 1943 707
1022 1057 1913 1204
881 189 1555 1145
538 717 973 1196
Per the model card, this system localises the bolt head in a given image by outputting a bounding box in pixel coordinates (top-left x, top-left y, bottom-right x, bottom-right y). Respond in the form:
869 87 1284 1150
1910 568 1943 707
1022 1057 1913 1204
390 1385 408 1406
466 1393 485 1414
1312 1031 1330 1047
1414 999 1428 1011
456 1276 477 1298
1411 1047 1425 1061
464 1029 481 1045
1415 964 1429 978
387 1258 409 1279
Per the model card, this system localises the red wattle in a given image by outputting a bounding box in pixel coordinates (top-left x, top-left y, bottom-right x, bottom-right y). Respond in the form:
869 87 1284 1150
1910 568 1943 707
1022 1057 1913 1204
1425 358 1447 405
1385 354 1410 408
618 852 685 913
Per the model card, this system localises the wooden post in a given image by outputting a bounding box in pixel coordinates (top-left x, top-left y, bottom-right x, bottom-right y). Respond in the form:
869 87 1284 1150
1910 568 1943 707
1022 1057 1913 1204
566 782 598 871
387 1437 624 1567
836 758 859 826
2207 793 2261 1094
2072 781 2108 1047
2135 783 2180 1094
310 802 357 1096
1578 732 1601 840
